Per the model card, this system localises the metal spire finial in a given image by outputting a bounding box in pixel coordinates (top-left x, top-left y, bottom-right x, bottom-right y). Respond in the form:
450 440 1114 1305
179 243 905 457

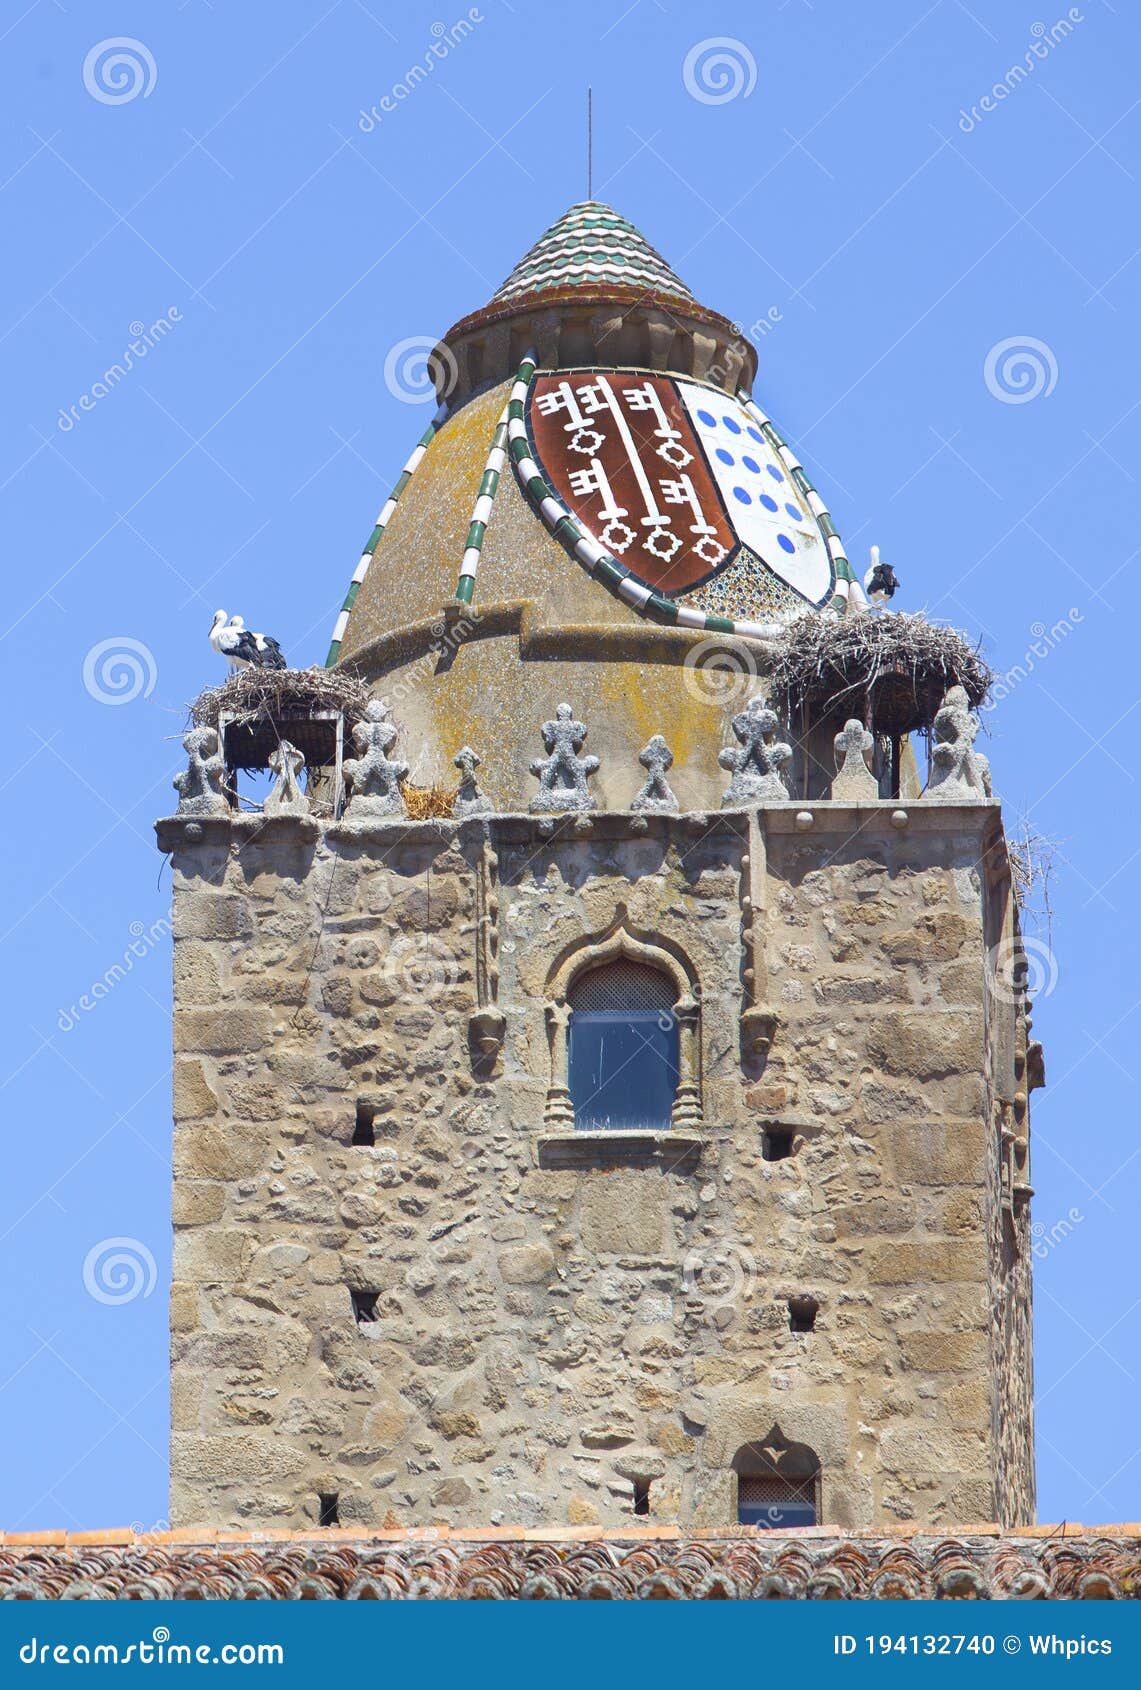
588 87 593 201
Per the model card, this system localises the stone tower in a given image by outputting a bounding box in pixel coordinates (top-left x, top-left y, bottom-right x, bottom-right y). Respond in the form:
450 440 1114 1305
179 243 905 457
161 202 1038 1533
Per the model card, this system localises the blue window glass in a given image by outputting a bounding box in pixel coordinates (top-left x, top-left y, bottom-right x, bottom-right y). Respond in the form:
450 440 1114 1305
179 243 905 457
737 1494 817 1528
566 961 679 1132
736 1471 817 1528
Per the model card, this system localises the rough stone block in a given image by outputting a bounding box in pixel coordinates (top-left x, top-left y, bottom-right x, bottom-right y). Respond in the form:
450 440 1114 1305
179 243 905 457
498 1242 556 1284
579 1172 675 1257
174 1125 270 1182
867 1240 983 1286
169 1283 199 1334
174 1007 272 1056
865 1011 981 1078
899 1329 990 1372
172 1059 217 1122
890 1121 986 1185
173 1230 253 1284
170 1433 306 1481
176 896 254 941
172 1181 226 1226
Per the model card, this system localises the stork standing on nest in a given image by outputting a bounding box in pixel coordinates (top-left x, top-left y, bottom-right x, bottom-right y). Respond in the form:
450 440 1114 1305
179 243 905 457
209 610 288 670
863 545 899 607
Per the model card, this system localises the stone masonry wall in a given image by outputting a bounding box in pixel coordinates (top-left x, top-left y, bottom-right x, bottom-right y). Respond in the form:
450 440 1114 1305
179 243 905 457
164 801 1034 1530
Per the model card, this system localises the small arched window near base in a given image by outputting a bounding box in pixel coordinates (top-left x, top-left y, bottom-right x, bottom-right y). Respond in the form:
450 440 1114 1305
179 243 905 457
567 960 679 1133
733 1433 819 1529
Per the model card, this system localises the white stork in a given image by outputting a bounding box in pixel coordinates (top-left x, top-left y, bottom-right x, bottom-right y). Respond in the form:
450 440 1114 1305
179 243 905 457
863 545 900 606
226 614 287 670
209 610 288 670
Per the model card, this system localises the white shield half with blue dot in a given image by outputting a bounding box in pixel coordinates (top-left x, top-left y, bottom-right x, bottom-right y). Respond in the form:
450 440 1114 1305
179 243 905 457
677 382 833 606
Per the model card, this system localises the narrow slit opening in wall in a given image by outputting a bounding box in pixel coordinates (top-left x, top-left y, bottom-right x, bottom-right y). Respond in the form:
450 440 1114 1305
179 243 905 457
350 1289 379 1326
762 1126 795 1161
352 1102 376 1147
633 1478 651 1517
787 1295 818 1334
318 1493 339 1527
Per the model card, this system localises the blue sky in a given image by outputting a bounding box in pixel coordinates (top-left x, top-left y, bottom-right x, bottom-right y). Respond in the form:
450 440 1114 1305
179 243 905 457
1 0 1138 1531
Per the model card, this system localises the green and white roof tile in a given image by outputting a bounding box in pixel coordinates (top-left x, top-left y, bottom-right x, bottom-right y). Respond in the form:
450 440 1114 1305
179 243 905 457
490 201 697 306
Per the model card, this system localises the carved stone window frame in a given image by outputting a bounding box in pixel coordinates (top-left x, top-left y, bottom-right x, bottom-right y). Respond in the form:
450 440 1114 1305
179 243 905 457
541 927 702 1137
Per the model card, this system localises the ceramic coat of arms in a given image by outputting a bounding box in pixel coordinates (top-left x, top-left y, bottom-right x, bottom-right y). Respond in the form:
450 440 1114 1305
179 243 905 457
526 371 835 607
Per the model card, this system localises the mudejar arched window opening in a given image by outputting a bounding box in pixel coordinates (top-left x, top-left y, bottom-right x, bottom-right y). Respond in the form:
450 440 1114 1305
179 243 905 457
567 960 679 1132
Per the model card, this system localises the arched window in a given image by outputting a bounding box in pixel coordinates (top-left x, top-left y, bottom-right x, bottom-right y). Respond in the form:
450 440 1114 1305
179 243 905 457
733 1433 819 1529
567 960 679 1132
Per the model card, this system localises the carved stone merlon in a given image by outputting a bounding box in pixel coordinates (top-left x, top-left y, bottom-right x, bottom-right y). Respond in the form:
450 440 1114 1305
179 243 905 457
631 734 679 814
343 700 408 819
719 697 791 806
832 718 878 801
264 740 309 817
925 686 993 802
453 745 492 819
173 726 228 816
529 703 599 814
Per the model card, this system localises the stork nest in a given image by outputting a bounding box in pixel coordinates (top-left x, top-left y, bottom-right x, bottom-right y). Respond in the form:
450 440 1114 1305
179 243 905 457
190 666 372 733
769 611 994 736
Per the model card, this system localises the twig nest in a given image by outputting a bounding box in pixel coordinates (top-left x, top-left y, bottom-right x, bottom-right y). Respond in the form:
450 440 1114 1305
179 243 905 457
770 611 993 736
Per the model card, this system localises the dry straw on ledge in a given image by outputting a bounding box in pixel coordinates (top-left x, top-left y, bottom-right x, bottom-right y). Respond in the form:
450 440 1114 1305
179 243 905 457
770 611 995 733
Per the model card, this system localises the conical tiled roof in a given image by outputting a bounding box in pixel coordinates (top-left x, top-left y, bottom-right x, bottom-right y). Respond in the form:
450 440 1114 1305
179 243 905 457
490 201 697 307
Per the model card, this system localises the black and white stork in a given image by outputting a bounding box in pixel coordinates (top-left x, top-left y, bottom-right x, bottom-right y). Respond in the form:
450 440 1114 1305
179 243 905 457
863 546 900 606
209 610 288 670
227 615 287 670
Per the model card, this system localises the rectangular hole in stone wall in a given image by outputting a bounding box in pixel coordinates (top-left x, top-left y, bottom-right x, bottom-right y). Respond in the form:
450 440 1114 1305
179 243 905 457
633 1478 651 1517
350 1289 379 1326
352 1102 376 1147
762 1127 795 1162
318 1493 339 1527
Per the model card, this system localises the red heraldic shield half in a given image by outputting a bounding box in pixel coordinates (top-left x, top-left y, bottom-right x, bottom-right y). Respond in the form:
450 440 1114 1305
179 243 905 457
527 371 737 596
